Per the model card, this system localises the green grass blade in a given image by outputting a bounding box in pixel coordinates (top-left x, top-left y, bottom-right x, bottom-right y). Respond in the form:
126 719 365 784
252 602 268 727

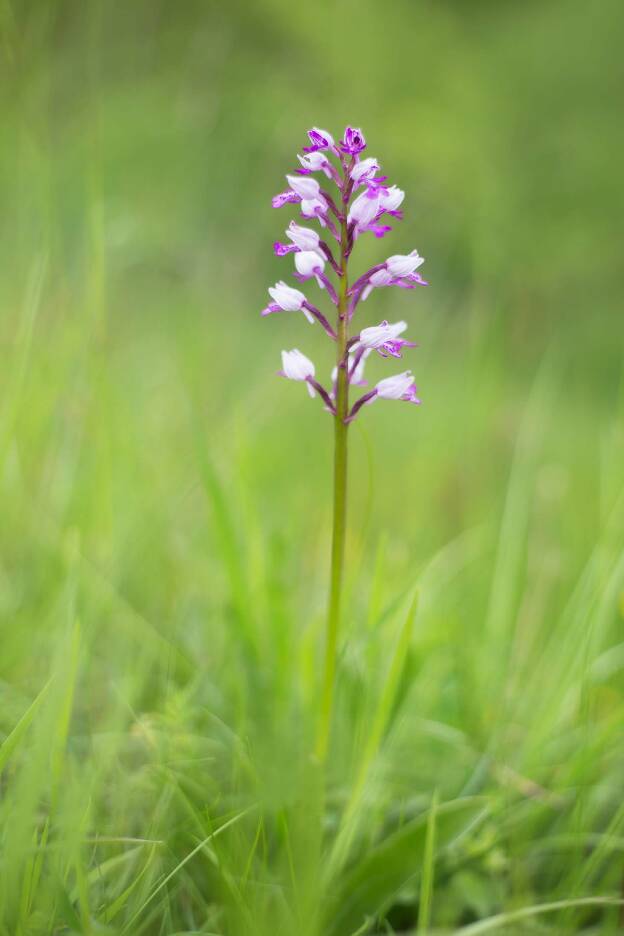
329 591 419 875
326 797 488 936
0 680 52 776
417 789 438 933
452 896 624 934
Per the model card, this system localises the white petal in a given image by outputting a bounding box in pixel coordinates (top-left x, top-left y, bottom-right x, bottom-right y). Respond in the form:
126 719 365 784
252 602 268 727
287 174 321 200
376 371 414 399
369 268 393 287
269 281 306 311
300 196 327 218
350 157 379 183
357 321 407 349
348 190 380 228
386 251 424 277
281 349 315 381
286 222 320 252
298 152 328 172
295 250 325 277
310 127 334 147
380 186 404 212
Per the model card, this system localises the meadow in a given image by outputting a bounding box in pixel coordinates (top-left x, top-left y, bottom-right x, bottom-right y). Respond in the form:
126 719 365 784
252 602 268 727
1 0 623 932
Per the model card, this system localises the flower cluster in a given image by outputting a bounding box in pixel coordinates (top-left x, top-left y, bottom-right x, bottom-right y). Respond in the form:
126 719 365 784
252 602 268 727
261 125 427 422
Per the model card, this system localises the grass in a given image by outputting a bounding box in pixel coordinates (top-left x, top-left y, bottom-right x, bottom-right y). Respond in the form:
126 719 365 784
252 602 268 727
1 0 624 932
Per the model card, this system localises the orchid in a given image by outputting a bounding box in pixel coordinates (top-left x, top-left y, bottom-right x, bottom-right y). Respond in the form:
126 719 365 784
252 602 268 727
262 125 429 759
351 320 417 358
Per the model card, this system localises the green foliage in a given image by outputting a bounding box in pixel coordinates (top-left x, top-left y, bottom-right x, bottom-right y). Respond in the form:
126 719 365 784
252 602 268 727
1 0 623 932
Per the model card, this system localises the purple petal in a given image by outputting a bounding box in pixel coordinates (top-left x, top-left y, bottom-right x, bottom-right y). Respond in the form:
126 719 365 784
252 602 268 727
261 302 282 316
340 126 367 155
368 223 392 238
272 190 300 208
273 242 298 256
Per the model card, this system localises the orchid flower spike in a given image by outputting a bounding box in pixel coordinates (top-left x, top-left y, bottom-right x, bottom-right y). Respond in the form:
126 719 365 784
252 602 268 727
262 124 429 424
261 126 431 765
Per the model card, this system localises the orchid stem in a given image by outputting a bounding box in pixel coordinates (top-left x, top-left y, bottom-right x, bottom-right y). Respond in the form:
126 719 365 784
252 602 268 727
316 203 350 763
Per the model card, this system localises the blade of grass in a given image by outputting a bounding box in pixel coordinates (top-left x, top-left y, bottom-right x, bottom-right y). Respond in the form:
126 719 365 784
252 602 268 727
328 591 419 876
0 680 52 776
417 789 439 933
121 808 252 934
452 895 624 934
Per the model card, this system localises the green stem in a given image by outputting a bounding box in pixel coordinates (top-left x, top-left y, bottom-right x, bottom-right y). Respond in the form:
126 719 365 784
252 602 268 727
316 210 349 762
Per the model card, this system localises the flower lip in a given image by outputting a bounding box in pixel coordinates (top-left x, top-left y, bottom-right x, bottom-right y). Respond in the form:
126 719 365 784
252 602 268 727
340 126 366 154
272 190 300 209
273 241 298 256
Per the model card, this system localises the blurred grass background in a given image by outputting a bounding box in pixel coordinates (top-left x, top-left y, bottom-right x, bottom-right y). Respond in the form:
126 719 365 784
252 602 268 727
1 0 624 933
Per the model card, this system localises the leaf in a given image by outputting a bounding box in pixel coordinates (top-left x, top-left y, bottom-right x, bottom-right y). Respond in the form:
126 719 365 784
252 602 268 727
452 895 623 934
417 789 438 932
121 807 252 934
328 593 419 876
326 797 488 936
100 844 158 923
0 680 52 776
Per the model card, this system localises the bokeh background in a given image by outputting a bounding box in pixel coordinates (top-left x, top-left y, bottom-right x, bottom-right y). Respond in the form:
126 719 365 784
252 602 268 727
1 0 624 932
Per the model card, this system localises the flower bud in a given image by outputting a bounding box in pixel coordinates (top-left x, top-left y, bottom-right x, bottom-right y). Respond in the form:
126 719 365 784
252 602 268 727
340 126 366 154
306 127 334 150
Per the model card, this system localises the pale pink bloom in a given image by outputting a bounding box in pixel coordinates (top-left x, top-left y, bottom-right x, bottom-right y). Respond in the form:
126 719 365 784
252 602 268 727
281 349 316 397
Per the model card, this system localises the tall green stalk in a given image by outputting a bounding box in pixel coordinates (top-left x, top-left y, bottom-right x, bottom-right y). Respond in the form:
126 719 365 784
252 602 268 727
316 212 350 762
